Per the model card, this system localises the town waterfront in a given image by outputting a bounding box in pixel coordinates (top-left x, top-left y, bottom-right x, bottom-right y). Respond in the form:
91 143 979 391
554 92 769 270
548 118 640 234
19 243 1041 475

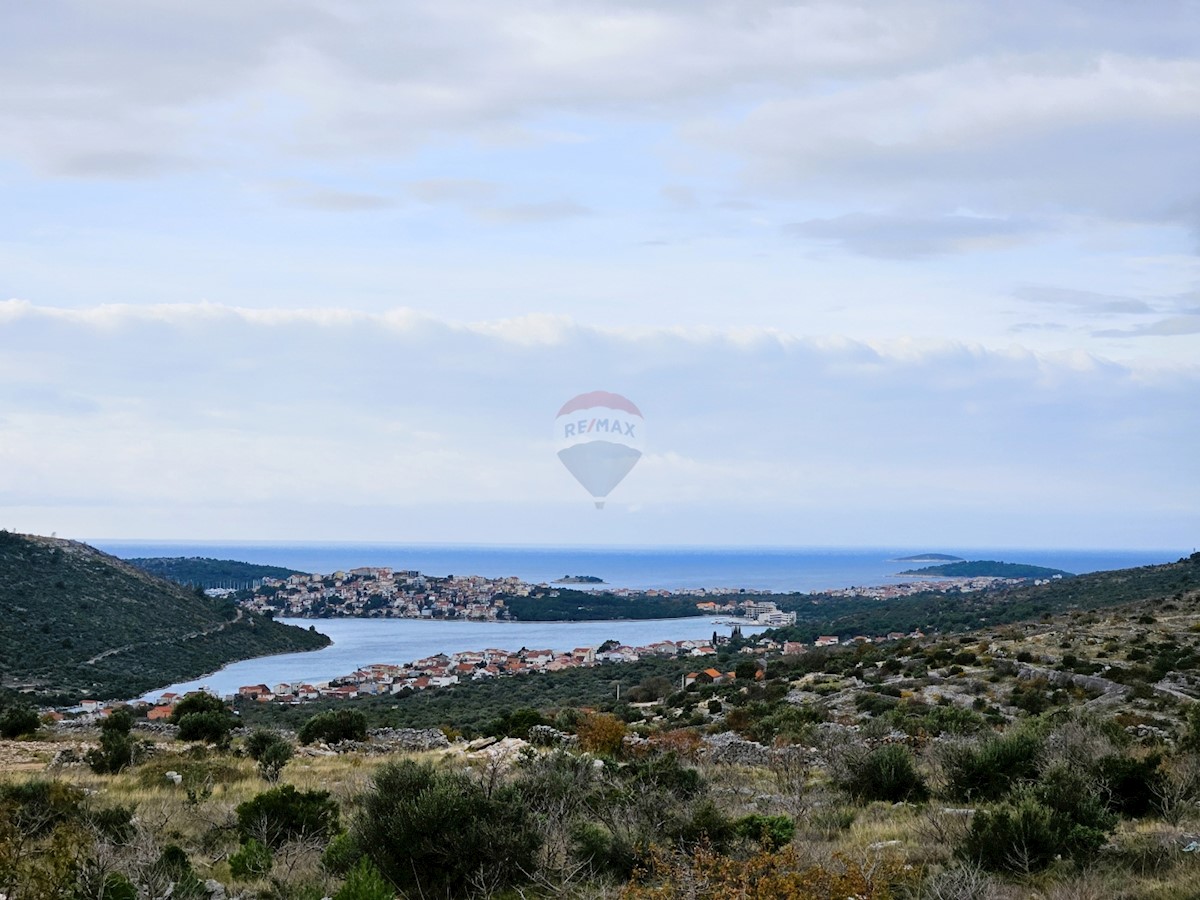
140 616 767 700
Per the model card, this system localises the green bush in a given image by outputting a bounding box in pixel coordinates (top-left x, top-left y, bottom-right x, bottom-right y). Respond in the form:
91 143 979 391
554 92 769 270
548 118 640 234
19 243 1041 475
87 709 138 774
244 729 294 782
229 837 272 879
348 759 540 899
298 709 368 745
177 710 235 746
732 813 795 850
840 744 928 803
0 703 40 738
943 730 1042 802
235 785 340 849
333 858 394 900
960 785 1110 874
1095 753 1163 817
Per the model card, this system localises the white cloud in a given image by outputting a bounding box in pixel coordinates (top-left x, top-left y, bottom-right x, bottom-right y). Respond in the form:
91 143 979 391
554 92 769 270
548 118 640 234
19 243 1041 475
1 301 1195 545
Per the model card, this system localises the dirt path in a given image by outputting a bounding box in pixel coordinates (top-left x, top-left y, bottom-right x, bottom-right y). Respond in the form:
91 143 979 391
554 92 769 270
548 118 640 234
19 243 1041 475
83 606 244 665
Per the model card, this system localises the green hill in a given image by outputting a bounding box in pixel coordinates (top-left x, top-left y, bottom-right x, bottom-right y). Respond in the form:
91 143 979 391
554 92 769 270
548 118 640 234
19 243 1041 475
0 532 329 703
768 553 1199 643
898 560 1073 578
125 556 304 589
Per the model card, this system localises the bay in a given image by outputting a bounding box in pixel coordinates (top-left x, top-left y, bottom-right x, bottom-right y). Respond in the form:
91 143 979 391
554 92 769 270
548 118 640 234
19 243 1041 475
140 616 766 701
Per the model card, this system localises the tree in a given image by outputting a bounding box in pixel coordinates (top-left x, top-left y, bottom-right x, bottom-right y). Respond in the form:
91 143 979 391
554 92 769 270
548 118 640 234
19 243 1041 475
0 703 40 739
235 785 339 849
87 708 138 773
298 709 367 745
171 693 236 746
244 729 294 783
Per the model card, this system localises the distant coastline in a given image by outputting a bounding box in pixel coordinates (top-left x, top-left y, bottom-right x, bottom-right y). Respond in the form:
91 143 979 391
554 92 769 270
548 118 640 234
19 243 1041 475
891 553 965 563
554 574 605 584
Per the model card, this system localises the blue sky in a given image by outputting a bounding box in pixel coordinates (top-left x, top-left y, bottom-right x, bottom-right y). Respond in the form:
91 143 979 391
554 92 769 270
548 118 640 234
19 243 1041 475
1 1 1197 549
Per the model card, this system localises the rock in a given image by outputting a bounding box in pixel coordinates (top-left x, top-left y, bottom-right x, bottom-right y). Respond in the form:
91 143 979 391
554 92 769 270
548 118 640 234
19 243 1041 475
164 770 183 785
702 731 770 766
867 840 902 850
527 725 577 748
370 727 452 752
204 879 226 899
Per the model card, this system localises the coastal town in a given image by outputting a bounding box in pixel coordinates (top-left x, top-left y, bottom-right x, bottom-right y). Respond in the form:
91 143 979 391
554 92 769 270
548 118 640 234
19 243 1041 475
234 565 1029 621
60 566 1040 719
127 620 929 720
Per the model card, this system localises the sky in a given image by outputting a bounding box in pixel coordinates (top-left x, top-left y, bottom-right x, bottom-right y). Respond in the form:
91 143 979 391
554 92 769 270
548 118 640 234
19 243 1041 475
1 1 1198 550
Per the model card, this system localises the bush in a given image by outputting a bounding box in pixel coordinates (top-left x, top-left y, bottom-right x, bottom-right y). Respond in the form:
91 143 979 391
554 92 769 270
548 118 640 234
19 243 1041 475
298 709 368 745
229 837 272 879
333 858 394 900
0 703 40 738
348 759 540 899
177 709 235 746
87 709 138 774
942 730 1042 802
840 744 928 803
244 729 294 782
576 712 626 755
959 786 1109 874
235 785 340 849
733 813 795 850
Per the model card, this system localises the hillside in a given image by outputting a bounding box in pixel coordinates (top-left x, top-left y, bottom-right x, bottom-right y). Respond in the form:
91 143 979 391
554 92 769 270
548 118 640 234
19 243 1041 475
0 532 329 703
898 559 1073 578
767 553 1200 643
125 556 304 589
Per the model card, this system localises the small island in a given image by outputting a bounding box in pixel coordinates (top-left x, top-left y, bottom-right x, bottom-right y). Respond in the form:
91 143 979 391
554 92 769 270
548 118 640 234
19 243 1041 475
893 553 965 563
554 575 606 584
898 560 1074 579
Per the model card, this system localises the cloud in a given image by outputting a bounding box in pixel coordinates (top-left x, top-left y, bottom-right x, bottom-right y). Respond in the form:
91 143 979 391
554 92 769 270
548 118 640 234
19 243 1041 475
0 300 1196 544
287 189 397 211
1013 285 1155 315
1094 316 1200 338
477 200 592 224
785 212 1039 259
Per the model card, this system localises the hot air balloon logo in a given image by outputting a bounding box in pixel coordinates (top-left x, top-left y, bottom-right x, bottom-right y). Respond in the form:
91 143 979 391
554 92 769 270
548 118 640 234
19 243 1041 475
555 391 644 508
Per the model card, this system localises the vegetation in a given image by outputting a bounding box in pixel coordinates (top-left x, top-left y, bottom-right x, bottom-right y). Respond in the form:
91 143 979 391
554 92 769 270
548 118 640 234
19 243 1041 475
898 559 1074 578
298 709 368 745
124 556 304 589
504 586 706 620
0 531 329 702
2 552 1200 896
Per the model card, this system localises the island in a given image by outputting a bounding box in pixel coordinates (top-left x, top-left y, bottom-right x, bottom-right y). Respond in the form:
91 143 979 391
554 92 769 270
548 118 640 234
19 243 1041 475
554 575 606 584
892 553 965 562
898 560 1073 579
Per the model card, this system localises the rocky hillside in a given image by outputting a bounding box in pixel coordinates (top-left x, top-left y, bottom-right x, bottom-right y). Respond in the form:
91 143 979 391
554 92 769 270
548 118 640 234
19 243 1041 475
0 532 329 703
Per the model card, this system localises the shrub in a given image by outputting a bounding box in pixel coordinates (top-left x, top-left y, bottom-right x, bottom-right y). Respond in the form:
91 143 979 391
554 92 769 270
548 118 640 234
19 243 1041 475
298 709 368 745
840 744 928 803
177 709 235 746
1095 752 1163 817
87 709 138 774
333 858 394 900
576 712 626 755
959 786 1108 874
244 729 294 782
229 837 272 879
0 703 40 738
348 759 540 899
733 813 796 850
235 785 340 849
942 730 1042 802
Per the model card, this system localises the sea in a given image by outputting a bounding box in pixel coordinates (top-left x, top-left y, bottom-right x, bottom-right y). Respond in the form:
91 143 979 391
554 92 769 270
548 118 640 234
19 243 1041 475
91 542 1184 701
